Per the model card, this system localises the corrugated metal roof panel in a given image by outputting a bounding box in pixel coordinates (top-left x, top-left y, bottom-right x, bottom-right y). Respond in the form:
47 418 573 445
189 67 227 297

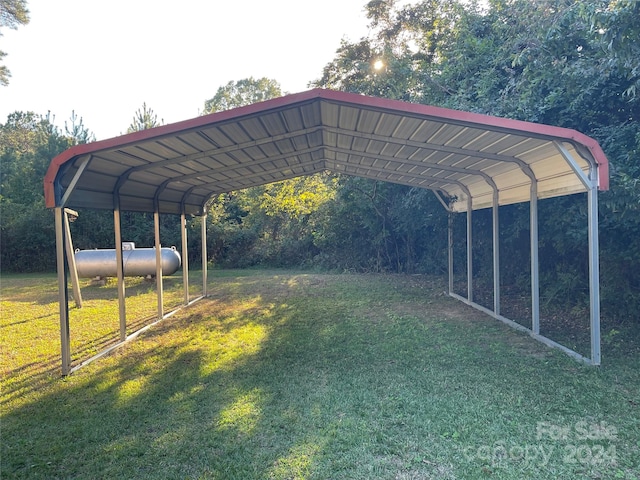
299 102 322 128
238 117 270 139
260 112 288 136
44 89 609 215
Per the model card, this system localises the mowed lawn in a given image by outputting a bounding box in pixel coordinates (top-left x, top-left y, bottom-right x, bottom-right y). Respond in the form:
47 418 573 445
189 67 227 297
1 271 639 479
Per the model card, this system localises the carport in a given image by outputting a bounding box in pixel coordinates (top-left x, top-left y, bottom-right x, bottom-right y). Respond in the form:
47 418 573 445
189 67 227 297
44 88 610 375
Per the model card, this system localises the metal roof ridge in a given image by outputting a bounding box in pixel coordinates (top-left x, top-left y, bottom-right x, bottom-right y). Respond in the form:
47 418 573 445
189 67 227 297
44 88 610 209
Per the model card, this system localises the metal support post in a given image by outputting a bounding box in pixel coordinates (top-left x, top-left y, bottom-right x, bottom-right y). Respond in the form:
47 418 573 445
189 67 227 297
201 207 208 297
555 141 601 364
181 212 190 305
432 191 454 295
588 181 601 365
55 208 71 376
114 208 126 341
448 212 454 295
492 192 500 315
466 196 473 303
530 184 540 334
154 210 163 320
63 208 82 308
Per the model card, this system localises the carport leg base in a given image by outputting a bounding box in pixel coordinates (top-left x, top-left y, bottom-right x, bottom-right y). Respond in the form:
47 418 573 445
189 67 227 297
448 292 594 365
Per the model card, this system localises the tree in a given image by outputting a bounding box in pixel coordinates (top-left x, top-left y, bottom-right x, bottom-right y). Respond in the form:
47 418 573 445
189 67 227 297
312 0 470 102
0 0 30 86
310 177 448 273
313 0 640 322
65 111 95 144
580 0 640 100
198 78 347 267
126 102 163 133
202 77 282 114
0 111 83 271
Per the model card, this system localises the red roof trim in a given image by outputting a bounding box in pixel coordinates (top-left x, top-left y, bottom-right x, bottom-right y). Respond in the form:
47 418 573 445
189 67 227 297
44 88 609 208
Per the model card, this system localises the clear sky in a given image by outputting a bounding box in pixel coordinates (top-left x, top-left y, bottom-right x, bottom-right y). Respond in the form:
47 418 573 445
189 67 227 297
0 0 371 140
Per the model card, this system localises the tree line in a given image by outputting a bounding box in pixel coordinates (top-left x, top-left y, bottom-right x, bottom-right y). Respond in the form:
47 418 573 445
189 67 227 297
1 0 638 326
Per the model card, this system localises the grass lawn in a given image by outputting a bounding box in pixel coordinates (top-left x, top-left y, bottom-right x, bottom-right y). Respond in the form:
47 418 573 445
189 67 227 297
1 270 639 479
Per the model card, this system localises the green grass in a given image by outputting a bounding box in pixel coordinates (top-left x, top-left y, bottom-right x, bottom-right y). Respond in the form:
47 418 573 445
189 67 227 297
1 271 639 479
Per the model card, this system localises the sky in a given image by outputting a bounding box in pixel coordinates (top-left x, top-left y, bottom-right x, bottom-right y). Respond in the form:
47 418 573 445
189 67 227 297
1 0 372 140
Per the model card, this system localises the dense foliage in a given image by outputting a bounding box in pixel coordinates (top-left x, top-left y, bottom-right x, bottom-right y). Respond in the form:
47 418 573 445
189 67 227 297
311 0 640 323
0 112 93 271
1 0 638 325
0 0 29 86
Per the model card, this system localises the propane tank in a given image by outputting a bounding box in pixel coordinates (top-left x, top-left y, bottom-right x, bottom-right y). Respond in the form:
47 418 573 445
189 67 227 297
74 243 181 278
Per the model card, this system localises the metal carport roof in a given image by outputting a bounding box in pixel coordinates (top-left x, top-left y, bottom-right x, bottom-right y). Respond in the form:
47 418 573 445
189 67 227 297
44 88 610 374
45 88 609 214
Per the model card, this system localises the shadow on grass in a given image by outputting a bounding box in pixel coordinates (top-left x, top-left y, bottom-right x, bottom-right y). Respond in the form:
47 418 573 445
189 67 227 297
0 273 182 306
2 273 639 479
0 273 194 408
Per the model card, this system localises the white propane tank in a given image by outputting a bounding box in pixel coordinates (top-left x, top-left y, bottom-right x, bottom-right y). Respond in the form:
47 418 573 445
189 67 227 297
75 244 181 278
